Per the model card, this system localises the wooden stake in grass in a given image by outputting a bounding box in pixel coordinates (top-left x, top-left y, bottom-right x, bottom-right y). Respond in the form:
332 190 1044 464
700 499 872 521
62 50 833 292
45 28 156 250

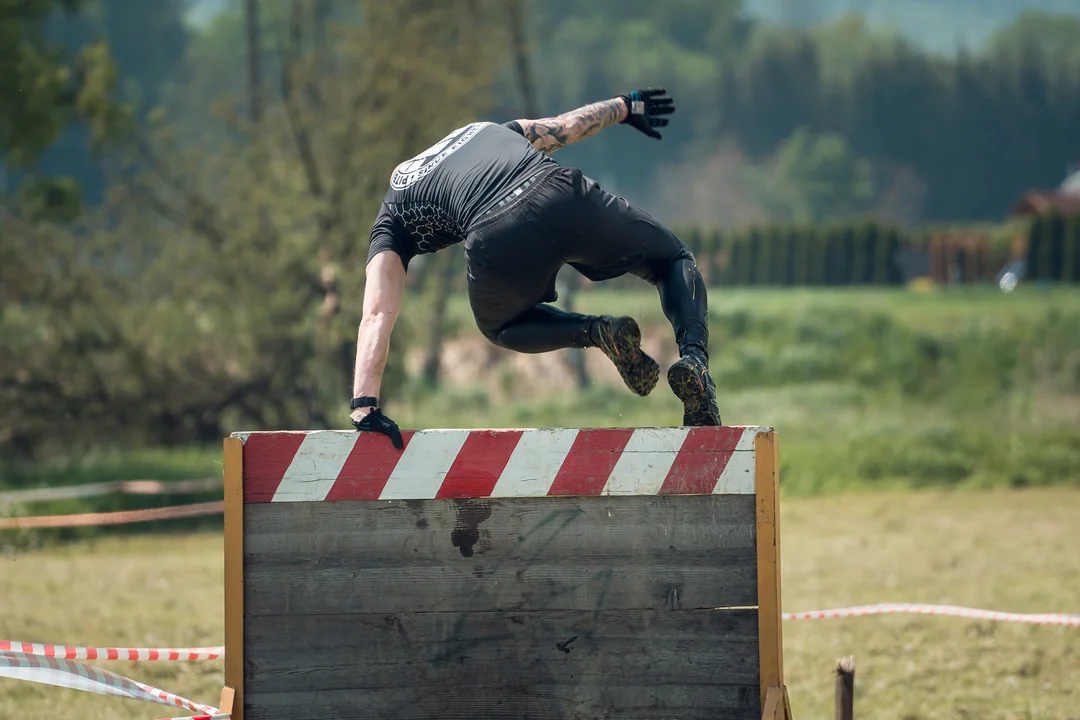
835 656 855 720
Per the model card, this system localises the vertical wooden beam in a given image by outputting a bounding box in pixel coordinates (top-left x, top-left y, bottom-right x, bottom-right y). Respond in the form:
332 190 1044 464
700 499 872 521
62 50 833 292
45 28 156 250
762 686 780 719
223 437 245 720
755 430 784 704
835 656 855 720
761 684 794 720
928 235 940 283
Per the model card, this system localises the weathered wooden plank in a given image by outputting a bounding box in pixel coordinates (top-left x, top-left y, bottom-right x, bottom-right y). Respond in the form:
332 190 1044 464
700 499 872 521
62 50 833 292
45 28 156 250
755 431 784 703
245 609 759 717
245 684 760 720
245 554 755 615
244 495 756 559
245 608 759 694
243 495 757 615
223 437 245 720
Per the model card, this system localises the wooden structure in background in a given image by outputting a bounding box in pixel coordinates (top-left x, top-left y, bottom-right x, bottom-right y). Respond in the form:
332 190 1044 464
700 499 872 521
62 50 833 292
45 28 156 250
927 231 992 284
834 657 855 720
221 426 793 719
1010 190 1080 219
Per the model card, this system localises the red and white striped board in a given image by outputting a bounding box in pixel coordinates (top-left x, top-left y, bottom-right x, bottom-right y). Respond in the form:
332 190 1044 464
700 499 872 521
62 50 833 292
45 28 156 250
234 426 771 503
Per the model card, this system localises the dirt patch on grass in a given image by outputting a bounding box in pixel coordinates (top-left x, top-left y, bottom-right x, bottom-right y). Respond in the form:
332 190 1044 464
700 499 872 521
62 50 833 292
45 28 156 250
405 325 680 394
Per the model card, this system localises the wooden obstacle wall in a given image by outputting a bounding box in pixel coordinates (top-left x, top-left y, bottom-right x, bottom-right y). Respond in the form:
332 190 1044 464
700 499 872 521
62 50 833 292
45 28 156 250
223 426 791 720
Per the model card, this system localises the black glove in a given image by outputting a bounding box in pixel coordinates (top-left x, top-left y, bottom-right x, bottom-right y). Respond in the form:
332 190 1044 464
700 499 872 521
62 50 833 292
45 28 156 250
618 87 675 140
350 397 404 449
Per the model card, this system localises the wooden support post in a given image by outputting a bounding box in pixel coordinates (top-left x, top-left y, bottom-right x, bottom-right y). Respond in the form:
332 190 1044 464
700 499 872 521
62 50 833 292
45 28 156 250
223 437 245 720
835 656 855 720
756 431 784 701
756 431 794 719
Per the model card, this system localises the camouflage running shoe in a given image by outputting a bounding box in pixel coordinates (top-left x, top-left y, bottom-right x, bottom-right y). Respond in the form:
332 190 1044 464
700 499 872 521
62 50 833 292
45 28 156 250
594 315 659 397
667 353 722 426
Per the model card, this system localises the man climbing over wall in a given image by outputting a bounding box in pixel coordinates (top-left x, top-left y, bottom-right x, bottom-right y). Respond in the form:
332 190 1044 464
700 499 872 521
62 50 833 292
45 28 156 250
349 87 719 448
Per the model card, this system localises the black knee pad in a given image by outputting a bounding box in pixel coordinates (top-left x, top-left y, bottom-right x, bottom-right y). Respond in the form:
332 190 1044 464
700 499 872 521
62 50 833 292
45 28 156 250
675 243 696 265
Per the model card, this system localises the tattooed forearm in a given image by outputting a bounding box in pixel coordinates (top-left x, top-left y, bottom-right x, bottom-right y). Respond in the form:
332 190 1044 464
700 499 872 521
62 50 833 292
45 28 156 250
515 98 627 155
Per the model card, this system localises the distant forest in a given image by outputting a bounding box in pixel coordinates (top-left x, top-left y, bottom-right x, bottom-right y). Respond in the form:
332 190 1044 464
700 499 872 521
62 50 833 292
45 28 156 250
745 0 1080 53
12 0 1080 225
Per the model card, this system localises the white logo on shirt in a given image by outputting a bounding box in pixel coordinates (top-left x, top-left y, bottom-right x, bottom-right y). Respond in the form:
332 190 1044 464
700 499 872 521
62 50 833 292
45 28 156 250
390 122 490 190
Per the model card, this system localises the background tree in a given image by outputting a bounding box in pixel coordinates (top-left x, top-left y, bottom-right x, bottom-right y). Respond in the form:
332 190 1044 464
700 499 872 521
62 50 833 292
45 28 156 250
0 0 127 206
1 0 503 457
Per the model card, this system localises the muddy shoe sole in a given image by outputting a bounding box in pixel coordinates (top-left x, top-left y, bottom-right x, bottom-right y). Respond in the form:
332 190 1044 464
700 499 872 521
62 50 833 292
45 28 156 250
597 316 659 397
667 359 722 426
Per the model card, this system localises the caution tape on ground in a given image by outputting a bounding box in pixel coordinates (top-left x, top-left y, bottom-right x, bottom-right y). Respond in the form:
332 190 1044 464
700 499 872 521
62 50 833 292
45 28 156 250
0 640 224 662
2 602 1075 673
3 601 1077 717
781 603 1080 627
0 501 224 530
0 651 220 715
0 478 221 505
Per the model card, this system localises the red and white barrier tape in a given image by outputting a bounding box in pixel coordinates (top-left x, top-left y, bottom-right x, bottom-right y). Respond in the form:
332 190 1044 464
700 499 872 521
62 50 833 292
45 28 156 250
0 640 223 662
0 477 220 505
782 603 1080 627
0 651 220 715
3 602 1075 717
0 501 224 530
156 715 231 720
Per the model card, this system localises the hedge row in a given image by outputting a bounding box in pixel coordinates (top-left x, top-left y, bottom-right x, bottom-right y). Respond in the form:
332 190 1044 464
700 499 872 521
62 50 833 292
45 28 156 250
669 215 1077 287
679 222 908 287
1025 211 1080 283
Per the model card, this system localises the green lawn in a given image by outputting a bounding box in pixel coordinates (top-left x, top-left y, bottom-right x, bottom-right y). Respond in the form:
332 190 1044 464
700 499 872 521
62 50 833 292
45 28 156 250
2 286 1077 716
439 283 1080 335
2 284 1077 537
399 283 1080 495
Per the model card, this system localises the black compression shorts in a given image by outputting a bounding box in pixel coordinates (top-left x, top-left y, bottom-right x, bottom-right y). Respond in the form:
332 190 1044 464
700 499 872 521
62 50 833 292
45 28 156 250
463 165 693 340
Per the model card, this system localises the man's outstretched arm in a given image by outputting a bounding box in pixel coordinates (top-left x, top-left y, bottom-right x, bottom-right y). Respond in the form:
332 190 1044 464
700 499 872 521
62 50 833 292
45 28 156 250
510 88 675 155
513 98 628 155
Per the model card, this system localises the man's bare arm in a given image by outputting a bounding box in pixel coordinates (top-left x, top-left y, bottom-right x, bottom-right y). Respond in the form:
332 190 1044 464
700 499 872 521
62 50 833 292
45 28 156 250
511 97 628 155
350 249 405 422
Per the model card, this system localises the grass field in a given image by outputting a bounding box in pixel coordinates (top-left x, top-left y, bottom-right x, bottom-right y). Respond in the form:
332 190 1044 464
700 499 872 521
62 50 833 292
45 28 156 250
2 284 1078 551
438 284 1080 334
3 488 1079 720
397 283 1080 495
2 286 1078 716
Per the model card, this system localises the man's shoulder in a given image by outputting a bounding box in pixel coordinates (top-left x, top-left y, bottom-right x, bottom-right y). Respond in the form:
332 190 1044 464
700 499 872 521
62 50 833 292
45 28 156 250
387 121 500 191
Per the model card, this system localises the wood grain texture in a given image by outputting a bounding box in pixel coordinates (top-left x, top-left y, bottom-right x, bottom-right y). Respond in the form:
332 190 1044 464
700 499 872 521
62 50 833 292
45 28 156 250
243 495 757 615
244 610 760 719
245 608 759 694
240 491 766 719
223 437 245 720
755 431 785 703
244 556 755 616
244 684 760 720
